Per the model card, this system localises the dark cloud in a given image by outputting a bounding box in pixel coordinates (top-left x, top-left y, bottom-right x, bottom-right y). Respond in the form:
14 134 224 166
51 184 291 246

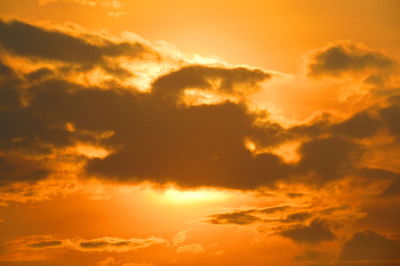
297 137 363 183
0 58 289 189
278 219 336 244
28 240 63 249
382 178 400 197
83 96 291 189
380 104 400 139
205 205 290 225
308 42 396 77
0 19 154 76
0 60 15 77
0 155 50 186
79 239 138 249
207 211 261 225
0 80 76 153
0 56 393 191
0 19 147 63
357 168 400 197
257 205 290 214
24 67 54 82
204 205 314 226
284 212 312 223
77 237 165 251
286 193 304 198
152 64 270 100
331 111 381 139
79 241 109 249
0 20 398 193
19 71 286 190
3 236 166 256
339 231 400 263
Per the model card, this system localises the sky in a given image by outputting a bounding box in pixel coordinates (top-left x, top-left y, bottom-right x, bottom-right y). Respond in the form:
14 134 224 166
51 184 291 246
0 0 399 265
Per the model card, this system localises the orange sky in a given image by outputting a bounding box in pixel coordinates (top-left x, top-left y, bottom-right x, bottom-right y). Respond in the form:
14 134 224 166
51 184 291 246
0 1 399 265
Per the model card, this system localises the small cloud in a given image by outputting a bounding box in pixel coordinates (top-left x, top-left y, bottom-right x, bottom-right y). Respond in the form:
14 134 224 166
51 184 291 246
207 211 262 225
77 237 166 252
172 230 187 247
108 11 129 17
28 240 63 249
39 0 124 9
176 244 205 254
308 41 397 78
95 257 116 266
278 219 336 244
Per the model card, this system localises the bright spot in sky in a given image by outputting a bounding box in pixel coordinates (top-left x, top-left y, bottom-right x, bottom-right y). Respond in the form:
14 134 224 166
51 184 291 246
156 188 230 204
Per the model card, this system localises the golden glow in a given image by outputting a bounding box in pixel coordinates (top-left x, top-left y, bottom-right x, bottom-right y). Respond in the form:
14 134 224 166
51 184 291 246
270 141 301 163
75 144 109 158
0 1 399 265
181 89 228 106
155 188 230 204
244 138 257 152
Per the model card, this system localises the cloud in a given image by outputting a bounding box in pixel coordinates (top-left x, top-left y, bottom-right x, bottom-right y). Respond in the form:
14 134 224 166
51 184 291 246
283 212 312 223
0 54 289 191
171 231 187 247
84 98 290 189
152 64 271 100
95 257 116 266
330 111 381 139
308 41 397 78
338 231 400 263
77 237 165 252
0 19 154 76
27 240 63 249
1 18 399 196
0 155 51 186
25 236 166 253
358 167 400 197
380 103 400 139
176 244 205 254
0 234 166 263
205 205 313 226
382 178 400 197
278 219 336 244
297 137 363 183
207 211 262 225
39 0 124 9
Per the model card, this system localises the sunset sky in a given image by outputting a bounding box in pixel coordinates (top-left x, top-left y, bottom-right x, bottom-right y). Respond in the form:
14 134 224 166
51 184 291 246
0 0 399 265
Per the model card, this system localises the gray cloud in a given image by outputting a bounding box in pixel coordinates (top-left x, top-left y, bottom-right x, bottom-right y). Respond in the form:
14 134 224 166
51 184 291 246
357 168 400 197
152 64 270 100
297 137 364 183
283 212 312 223
205 205 290 225
20 236 166 253
338 231 400 263
77 237 165 252
331 111 381 139
0 155 50 186
0 20 399 193
28 240 63 249
278 219 336 244
0 57 291 189
380 104 400 140
308 42 396 77
207 211 262 225
0 19 155 76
